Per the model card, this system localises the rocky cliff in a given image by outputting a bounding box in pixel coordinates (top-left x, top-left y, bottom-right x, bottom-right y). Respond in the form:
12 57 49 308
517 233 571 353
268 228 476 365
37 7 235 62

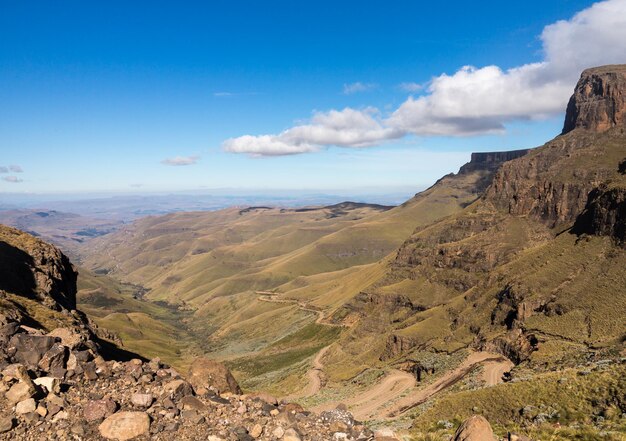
562 65 626 134
0 226 77 312
573 184 626 245
458 149 530 175
485 65 626 228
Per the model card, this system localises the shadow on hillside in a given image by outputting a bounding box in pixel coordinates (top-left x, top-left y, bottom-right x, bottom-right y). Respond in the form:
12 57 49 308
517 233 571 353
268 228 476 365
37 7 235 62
0 241 36 299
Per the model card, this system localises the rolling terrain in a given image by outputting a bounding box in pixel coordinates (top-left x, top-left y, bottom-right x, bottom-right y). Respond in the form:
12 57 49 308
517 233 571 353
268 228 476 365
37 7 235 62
72 65 626 439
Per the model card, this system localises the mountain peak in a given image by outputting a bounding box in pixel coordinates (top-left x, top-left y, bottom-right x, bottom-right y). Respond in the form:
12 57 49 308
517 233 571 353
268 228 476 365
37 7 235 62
562 64 626 134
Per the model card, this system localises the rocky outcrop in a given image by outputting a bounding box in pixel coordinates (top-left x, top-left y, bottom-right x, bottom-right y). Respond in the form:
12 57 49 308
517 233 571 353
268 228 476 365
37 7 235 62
453 415 496 441
572 185 626 246
486 65 626 228
562 65 626 134
458 149 530 175
0 225 77 311
187 358 242 395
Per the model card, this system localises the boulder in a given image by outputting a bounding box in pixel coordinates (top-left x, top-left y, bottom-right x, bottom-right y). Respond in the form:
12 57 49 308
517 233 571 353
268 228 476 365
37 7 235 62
1 363 29 382
453 415 496 441
0 414 14 433
187 358 242 395
15 398 37 415
5 380 36 403
33 376 61 394
8 334 56 369
98 411 150 440
163 379 194 400
130 393 154 408
83 399 117 422
38 343 68 372
47 328 84 349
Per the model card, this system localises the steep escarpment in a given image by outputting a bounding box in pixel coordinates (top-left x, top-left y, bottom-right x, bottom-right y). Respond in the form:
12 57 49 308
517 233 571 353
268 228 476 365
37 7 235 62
562 65 626 134
322 66 626 423
486 66 626 228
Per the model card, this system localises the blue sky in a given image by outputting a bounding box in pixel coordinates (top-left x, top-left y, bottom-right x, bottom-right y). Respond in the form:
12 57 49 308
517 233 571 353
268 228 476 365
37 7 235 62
1 0 624 194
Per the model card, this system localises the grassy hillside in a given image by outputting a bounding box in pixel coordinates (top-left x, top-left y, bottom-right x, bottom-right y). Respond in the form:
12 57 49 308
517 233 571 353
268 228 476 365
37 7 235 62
79 164 496 389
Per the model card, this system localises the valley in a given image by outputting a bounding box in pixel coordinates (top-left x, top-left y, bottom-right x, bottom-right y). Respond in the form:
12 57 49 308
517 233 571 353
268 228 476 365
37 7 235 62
0 64 625 440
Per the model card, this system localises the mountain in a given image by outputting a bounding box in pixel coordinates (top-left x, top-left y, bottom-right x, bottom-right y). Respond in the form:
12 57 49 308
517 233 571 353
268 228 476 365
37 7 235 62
20 64 625 440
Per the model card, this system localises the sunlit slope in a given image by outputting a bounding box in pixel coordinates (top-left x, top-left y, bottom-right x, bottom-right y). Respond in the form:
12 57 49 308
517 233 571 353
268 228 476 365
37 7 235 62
320 126 626 391
82 169 490 309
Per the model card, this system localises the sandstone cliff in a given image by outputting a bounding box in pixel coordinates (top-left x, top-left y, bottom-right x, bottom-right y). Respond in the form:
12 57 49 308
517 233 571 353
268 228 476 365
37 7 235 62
562 65 626 134
486 65 626 228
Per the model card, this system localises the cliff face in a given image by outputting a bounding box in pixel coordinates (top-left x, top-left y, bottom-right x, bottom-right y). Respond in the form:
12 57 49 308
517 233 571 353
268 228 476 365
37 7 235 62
573 185 626 245
0 225 77 311
562 65 626 134
458 149 530 175
486 65 626 228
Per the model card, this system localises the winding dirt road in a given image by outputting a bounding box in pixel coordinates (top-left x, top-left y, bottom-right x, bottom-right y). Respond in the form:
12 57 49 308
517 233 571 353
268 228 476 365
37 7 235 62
284 346 331 400
313 351 513 420
256 292 344 327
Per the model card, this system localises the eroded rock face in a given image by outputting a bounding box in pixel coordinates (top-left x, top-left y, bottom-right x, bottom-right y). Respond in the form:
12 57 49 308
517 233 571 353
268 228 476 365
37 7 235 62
573 185 626 246
187 358 242 395
563 65 626 134
0 225 77 311
453 415 496 441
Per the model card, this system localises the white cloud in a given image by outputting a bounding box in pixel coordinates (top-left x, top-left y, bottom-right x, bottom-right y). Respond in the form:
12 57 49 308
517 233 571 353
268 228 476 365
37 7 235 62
398 82 425 92
0 166 8 173
224 0 626 154
2 176 23 183
389 0 626 136
161 155 200 166
9 165 23 173
343 82 377 94
223 108 404 156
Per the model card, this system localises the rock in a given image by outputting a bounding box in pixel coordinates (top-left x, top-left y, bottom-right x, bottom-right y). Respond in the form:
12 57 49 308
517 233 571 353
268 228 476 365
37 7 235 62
272 426 285 438
83 399 117 422
283 428 302 441
35 404 47 417
1 363 29 382
179 395 206 411
249 423 263 438
131 393 154 408
453 415 496 441
245 392 279 405
573 185 626 246
34 376 61 394
47 328 83 349
563 65 626 134
187 357 242 395
0 414 14 433
163 379 194 400
15 398 37 415
8 334 56 368
98 411 150 440
38 343 68 372
5 380 36 403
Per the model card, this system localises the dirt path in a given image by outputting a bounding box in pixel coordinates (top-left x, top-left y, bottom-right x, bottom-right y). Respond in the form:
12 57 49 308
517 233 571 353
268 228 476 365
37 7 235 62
312 369 416 419
311 351 512 420
482 357 514 386
382 351 510 418
257 293 344 327
284 346 331 400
